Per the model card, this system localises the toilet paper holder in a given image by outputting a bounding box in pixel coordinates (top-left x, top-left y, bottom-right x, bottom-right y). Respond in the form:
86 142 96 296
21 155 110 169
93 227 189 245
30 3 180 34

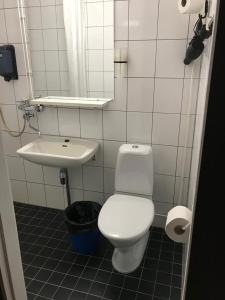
174 223 191 235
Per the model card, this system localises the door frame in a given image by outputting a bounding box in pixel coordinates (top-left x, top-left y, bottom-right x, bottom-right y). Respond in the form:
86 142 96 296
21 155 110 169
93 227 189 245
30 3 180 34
0 129 27 300
184 0 224 299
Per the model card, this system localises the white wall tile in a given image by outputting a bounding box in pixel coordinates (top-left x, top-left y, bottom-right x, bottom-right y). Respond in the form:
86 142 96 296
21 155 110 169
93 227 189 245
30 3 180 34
87 2 103 26
88 27 103 49
129 0 158 40
29 30 44 50
153 145 177 176
105 77 126 111
128 41 156 77
156 40 186 78
115 0 128 40
182 79 199 114
153 174 175 204
88 72 104 91
83 166 103 192
0 79 15 104
58 108 80 137
152 113 180 146
4 8 22 43
10 180 28 203
80 109 103 139
45 51 60 71
69 189 84 204
104 1 113 26
104 140 122 168
0 10 7 43
27 182 46 206
158 0 189 39
0 105 19 132
154 79 183 113
38 107 59 135
104 167 115 194
7 157 25 180
88 50 104 71
43 166 61 186
45 185 65 209
103 111 126 141
127 112 152 143
128 78 154 112
56 5 64 28
1 131 21 156
179 114 195 147
176 147 192 178
14 76 30 102
28 7 42 29
83 190 104 205
41 6 57 29
68 167 83 189
43 29 58 50
4 0 18 8
24 160 44 184
174 177 189 206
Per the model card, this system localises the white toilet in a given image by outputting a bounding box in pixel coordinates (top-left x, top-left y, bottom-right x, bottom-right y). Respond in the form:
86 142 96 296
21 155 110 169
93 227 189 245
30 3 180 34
98 144 155 274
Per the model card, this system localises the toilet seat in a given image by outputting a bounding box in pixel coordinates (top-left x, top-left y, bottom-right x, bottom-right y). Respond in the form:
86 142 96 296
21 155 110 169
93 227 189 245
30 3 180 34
98 194 154 241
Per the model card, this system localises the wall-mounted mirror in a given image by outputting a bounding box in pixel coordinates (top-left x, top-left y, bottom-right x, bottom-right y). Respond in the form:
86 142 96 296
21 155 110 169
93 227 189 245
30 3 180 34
22 0 114 100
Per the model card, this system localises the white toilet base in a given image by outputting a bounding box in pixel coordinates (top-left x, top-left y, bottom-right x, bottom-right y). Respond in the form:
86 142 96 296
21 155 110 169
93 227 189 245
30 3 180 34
112 231 149 274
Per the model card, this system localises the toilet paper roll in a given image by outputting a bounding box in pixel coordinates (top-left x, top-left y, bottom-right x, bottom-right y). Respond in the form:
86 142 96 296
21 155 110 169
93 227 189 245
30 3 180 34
178 0 205 14
165 206 192 243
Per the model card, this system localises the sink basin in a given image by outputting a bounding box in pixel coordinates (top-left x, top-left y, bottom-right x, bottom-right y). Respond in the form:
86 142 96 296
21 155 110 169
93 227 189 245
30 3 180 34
17 136 99 168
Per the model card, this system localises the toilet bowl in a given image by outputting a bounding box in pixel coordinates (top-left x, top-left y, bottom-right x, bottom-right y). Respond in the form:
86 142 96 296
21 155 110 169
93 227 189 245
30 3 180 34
98 144 155 274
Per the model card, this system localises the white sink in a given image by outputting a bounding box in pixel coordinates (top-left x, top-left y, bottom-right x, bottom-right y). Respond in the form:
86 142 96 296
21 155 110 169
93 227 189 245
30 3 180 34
17 136 99 168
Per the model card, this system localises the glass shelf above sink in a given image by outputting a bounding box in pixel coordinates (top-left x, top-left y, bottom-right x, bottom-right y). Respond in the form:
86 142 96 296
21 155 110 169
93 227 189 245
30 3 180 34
30 96 113 109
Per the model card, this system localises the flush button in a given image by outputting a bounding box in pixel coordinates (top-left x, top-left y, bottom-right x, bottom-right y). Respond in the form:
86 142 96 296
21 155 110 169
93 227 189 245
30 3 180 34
132 145 139 149
64 139 70 143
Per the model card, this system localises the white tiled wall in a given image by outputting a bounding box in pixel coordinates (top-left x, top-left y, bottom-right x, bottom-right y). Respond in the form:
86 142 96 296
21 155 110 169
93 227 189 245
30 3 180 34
25 0 114 97
0 0 202 227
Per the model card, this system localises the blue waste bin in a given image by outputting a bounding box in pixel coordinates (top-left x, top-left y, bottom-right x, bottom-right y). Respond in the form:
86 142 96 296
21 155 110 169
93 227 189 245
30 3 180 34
64 201 102 255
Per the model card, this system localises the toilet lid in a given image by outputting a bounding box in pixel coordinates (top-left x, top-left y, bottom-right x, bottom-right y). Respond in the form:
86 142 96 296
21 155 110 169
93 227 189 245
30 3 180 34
98 194 154 240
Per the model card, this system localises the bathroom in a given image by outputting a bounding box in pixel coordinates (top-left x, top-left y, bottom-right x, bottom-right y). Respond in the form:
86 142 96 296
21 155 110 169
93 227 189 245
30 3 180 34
0 0 221 299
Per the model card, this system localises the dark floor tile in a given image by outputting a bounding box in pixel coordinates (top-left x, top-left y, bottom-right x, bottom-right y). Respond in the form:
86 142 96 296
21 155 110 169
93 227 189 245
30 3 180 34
48 272 65 285
82 267 97 280
39 246 54 258
89 281 105 296
150 231 162 241
136 293 153 300
126 268 142 279
39 283 57 298
174 253 182 264
100 259 113 272
123 277 139 291
119 289 136 300
171 275 182 288
154 283 170 300
70 290 86 300
35 269 52 282
76 254 89 265
109 273 125 287
76 278 92 293
51 249 66 260
156 271 171 285
68 264 84 277
86 295 100 300
24 266 40 278
173 264 182 276
170 287 181 300
46 238 61 248
146 248 160 260
104 285 121 300
27 292 36 300
22 253 34 264
142 268 157 282
160 251 173 262
31 256 47 268
43 258 59 271
55 261 72 273
158 261 172 274
27 280 44 294
61 274 78 289
145 258 158 270
87 257 102 268
53 287 72 300
63 252 77 263
95 270 111 283
138 280 154 296
149 240 161 250
162 242 174 253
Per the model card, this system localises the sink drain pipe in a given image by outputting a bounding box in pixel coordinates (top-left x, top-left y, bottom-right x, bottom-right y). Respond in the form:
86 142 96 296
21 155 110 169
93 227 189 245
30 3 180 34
60 168 71 207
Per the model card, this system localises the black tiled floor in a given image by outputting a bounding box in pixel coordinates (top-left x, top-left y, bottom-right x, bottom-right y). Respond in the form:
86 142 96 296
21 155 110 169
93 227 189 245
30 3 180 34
15 202 182 300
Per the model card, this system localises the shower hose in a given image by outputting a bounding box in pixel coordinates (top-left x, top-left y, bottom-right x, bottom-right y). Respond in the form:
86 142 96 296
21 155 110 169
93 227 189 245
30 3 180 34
0 107 26 137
